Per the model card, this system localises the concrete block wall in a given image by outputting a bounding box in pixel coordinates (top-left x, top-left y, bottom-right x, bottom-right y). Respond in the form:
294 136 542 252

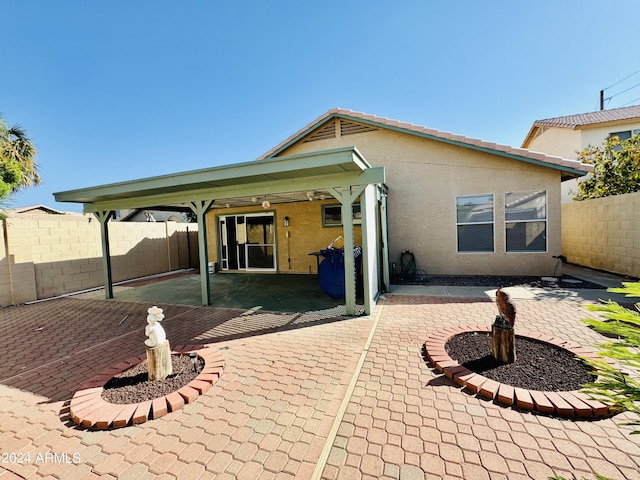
562 191 640 277
0 215 198 306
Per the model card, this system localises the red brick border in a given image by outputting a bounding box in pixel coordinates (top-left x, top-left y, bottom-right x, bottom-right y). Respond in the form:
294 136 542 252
424 326 615 419
69 344 224 429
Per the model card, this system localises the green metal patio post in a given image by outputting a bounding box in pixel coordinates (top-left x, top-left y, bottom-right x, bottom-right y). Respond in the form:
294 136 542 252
190 200 214 306
94 210 115 299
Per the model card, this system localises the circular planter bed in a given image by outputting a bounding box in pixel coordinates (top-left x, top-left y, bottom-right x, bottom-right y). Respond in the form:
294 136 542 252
69 344 224 429
424 325 615 418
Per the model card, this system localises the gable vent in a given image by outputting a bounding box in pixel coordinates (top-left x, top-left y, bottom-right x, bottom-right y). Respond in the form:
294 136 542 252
340 119 377 136
303 121 337 143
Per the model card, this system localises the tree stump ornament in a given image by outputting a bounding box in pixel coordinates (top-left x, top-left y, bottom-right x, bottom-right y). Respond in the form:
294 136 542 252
492 288 516 363
145 306 173 381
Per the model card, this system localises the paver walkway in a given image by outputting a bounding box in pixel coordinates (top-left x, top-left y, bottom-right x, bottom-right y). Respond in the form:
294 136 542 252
0 294 639 479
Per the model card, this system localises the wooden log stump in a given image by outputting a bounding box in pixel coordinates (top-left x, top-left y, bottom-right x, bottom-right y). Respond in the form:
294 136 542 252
491 316 516 363
146 339 173 381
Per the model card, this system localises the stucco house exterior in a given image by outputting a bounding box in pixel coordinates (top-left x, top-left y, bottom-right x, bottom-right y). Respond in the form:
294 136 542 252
55 108 591 312
522 104 640 202
245 109 591 278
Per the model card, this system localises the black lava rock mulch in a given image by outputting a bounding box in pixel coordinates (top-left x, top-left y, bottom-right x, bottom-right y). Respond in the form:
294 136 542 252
395 275 604 289
102 354 205 404
445 332 594 391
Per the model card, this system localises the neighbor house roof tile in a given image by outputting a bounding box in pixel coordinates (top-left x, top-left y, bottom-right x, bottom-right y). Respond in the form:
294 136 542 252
532 105 640 129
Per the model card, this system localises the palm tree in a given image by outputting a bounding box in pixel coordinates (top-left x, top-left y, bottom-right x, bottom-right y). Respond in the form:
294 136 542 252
0 116 41 191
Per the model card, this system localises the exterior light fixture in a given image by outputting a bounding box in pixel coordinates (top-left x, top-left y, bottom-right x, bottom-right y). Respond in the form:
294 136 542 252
251 197 258 203
306 191 315 201
262 199 270 209
283 216 289 227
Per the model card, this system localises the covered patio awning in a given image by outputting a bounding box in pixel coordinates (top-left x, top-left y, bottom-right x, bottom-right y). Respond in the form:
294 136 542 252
55 147 387 314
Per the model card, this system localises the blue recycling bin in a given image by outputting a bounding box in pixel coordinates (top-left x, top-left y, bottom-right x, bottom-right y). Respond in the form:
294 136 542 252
318 247 363 299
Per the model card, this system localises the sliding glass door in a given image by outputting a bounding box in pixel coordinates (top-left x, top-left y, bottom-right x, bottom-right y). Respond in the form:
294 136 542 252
219 213 276 271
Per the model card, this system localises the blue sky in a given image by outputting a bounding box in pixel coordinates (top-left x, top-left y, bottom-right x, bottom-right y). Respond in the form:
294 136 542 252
3 0 640 212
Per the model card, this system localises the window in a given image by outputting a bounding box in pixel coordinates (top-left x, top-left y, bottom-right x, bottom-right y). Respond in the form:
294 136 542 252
322 204 361 227
456 194 494 252
609 129 640 142
505 190 547 252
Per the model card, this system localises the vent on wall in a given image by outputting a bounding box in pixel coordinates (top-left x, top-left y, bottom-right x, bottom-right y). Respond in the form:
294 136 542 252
303 121 337 143
340 119 377 136
303 118 378 143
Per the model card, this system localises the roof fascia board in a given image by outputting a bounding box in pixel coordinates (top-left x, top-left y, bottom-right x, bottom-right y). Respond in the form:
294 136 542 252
55 147 369 203
84 167 385 213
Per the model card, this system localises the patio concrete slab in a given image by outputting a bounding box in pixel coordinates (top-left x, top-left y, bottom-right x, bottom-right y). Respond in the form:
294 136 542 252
1 288 639 479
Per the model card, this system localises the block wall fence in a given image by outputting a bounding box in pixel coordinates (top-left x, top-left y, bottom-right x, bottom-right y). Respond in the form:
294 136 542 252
561 191 640 278
0 215 198 307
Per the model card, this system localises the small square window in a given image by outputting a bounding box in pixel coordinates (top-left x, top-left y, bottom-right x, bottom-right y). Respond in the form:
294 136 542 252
322 204 361 227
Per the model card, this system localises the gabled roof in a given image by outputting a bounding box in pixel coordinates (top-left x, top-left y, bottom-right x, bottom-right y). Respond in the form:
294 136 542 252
522 105 640 147
6 204 65 215
259 108 592 178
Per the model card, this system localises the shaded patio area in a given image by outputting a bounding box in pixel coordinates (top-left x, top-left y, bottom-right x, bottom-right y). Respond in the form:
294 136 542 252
76 271 365 315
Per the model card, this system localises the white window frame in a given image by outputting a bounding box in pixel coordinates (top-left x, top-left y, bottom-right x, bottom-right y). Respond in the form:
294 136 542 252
504 190 548 253
455 194 495 254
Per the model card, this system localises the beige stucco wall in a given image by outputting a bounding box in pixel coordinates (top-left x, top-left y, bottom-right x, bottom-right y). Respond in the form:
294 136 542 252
274 126 562 276
206 202 362 274
580 122 640 149
0 215 197 306
526 127 582 159
562 192 640 277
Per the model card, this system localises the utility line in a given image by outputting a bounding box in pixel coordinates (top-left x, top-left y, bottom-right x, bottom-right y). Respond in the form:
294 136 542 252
621 96 640 107
605 81 640 101
603 68 640 91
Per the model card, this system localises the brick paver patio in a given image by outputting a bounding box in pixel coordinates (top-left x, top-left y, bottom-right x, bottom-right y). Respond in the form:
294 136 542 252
1 294 639 479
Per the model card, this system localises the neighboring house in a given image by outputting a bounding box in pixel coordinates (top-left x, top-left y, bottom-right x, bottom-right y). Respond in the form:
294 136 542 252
5 204 66 215
55 108 591 312
116 208 190 223
522 104 640 202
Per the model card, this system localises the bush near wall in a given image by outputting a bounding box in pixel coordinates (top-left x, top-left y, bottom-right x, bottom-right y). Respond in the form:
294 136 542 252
0 215 198 306
562 191 640 278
